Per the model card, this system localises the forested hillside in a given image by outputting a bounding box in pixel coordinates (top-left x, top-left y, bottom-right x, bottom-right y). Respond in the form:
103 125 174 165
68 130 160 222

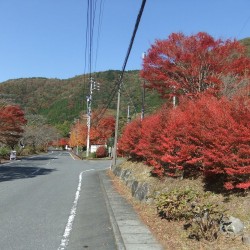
0 70 163 125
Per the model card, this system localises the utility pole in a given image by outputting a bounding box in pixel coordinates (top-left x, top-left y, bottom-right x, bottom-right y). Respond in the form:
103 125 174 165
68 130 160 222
86 77 100 157
86 78 93 157
173 95 177 107
112 77 122 166
173 86 177 108
127 105 131 123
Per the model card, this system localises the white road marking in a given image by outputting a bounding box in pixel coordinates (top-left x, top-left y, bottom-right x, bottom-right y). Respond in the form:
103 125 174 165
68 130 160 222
58 169 95 250
69 152 76 160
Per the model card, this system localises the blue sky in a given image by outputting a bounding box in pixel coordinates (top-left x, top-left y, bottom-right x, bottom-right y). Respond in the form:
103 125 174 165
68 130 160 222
0 0 250 83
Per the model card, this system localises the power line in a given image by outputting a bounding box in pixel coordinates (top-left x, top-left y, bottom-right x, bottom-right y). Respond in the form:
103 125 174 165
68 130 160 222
92 0 147 126
82 0 147 157
237 14 250 38
113 0 147 166
94 0 105 72
91 79 119 125
92 0 147 123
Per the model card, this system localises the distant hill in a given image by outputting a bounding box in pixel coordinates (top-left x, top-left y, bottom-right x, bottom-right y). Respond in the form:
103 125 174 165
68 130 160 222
240 37 250 57
0 70 163 125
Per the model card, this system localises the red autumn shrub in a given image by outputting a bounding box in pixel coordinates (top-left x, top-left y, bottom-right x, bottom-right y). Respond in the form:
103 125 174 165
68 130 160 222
118 118 142 159
96 146 107 158
160 96 250 189
134 110 169 176
58 138 69 147
199 96 250 190
160 102 204 178
118 95 250 190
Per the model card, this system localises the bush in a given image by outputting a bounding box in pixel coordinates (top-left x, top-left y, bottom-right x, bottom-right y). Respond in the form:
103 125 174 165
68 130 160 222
156 188 225 242
88 152 96 158
186 203 224 242
18 146 36 156
96 146 107 158
156 188 208 221
118 95 250 190
118 118 142 159
0 146 10 159
134 111 169 176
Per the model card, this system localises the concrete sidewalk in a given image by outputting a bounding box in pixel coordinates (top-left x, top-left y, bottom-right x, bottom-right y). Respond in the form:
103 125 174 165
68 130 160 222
99 170 163 250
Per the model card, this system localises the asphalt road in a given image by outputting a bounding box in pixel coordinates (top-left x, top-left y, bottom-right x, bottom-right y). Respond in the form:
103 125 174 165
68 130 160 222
0 151 116 250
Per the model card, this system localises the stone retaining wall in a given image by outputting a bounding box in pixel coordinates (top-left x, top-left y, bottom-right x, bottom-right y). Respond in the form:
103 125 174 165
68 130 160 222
111 164 150 202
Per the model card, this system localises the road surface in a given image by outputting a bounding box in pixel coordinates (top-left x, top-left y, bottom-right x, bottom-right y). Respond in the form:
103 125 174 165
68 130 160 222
0 151 116 250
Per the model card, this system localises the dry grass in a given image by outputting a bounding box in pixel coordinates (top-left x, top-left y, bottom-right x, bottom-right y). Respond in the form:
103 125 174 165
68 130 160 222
108 161 250 250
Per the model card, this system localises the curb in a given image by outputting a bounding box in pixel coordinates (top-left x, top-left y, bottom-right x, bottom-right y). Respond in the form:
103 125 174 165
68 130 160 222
98 171 163 250
99 172 126 250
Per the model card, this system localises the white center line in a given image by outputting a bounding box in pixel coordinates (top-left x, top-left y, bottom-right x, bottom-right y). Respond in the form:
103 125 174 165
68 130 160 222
58 169 95 250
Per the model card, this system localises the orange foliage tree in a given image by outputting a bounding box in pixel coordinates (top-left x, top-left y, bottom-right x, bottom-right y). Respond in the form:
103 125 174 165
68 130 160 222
69 121 87 148
69 114 115 148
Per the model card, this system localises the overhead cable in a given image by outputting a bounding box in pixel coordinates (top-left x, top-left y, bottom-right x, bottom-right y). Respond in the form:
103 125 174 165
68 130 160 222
92 0 147 125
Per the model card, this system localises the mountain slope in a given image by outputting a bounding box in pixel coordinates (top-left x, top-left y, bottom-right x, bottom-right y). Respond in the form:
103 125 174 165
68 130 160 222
0 70 163 124
240 37 250 57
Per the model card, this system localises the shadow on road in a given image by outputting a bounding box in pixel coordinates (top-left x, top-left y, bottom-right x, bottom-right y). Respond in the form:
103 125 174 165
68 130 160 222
0 166 56 182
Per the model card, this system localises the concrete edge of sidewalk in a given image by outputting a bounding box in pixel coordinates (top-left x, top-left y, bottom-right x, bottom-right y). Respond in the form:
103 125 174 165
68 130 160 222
98 170 164 250
99 171 126 250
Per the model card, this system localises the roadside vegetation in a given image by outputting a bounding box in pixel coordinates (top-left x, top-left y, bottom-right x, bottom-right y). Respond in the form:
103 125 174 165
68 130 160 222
115 33 250 249
118 32 250 191
109 162 250 249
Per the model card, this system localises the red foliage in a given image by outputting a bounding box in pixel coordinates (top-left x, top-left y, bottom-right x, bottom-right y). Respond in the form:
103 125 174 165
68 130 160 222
96 146 107 158
0 104 27 147
90 116 115 145
141 32 250 99
118 95 250 190
118 118 142 159
118 31 250 190
134 111 168 176
160 102 204 177
58 138 69 147
161 96 250 189
69 115 115 148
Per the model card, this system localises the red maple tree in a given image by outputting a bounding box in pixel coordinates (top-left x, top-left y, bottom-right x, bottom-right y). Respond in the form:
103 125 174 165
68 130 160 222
90 116 115 145
141 32 250 99
0 104 27 148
